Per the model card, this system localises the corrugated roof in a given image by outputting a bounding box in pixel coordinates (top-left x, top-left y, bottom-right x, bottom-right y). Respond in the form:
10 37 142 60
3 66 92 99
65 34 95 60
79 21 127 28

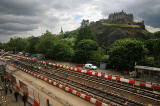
135 65 160 72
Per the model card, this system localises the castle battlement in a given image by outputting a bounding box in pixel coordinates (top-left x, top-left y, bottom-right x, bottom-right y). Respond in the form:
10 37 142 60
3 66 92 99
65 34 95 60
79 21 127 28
108 10 134 24
96 10 145 29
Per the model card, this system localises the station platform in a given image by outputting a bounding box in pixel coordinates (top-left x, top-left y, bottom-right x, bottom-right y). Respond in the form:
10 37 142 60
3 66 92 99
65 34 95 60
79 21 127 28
5 64 94 106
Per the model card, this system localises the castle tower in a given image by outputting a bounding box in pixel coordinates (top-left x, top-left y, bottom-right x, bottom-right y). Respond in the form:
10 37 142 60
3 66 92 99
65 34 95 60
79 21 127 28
107 10 135 24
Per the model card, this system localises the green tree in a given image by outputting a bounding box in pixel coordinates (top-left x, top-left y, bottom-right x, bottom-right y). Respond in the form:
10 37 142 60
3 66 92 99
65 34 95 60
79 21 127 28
73 39 98 63
154 31 160 38
76 19 95 43
26 36 40 53
7 38 29 52
90 47 105 62
144 39 157 55
58 30 78 39
35 31 57 58
108 38 147 71
0 43 4 50
52 40 74 61
153 39 160 66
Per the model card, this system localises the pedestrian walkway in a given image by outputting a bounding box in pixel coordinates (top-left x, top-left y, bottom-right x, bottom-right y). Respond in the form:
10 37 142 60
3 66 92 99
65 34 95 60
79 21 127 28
0 78 31 106
0 89 31 106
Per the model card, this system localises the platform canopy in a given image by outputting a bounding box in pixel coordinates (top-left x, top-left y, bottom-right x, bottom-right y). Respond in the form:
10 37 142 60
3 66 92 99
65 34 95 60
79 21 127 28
135 65 160 72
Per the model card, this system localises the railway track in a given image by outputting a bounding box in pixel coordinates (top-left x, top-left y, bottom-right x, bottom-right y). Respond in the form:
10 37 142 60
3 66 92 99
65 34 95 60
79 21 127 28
4 55 146 106
18 56 160 101
2 53 160 106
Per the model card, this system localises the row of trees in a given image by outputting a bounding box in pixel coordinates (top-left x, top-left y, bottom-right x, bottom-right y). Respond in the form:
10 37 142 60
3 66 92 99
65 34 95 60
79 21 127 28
0 20 160 71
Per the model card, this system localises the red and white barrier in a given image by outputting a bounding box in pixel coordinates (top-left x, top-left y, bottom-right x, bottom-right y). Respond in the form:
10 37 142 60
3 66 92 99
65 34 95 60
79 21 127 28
4 61 109 106
5 70 40 106
3 54 160 91
3 55 160 91
39 60 160 90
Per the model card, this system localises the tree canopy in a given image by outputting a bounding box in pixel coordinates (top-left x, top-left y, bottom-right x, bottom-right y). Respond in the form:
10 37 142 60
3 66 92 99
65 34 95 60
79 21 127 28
108 38 147 70
73 39 98 63
6 38 29 52
154 31 160 38
76 19 95 43
153 39 160 65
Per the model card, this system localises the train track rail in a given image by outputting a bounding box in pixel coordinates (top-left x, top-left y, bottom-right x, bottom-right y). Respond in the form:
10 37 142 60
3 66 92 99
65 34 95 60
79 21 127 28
4 52 160 92
4 56 148 106
2 53 160 106
18 56 160 102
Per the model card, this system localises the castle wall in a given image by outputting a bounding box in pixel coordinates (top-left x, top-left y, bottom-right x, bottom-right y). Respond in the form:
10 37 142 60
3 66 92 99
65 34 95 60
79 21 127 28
108 11 134 24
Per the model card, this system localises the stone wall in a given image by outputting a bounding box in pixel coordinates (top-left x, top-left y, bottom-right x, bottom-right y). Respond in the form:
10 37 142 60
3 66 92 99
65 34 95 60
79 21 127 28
108 11 134 24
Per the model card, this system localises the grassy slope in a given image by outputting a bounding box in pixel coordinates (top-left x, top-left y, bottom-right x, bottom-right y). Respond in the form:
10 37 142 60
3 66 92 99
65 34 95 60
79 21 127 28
90 22 153 47
102 23 140 28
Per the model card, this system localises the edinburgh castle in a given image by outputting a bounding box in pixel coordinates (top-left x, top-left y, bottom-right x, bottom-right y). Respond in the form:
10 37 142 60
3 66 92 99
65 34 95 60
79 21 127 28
108 10 134 24
93 10 145 29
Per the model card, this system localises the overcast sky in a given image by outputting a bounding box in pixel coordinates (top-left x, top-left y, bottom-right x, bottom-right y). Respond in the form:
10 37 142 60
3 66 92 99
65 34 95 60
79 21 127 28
0 0 160 42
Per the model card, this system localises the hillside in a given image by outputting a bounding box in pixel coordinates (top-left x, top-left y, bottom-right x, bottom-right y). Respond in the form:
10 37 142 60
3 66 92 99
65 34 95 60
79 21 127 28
90 22 153 46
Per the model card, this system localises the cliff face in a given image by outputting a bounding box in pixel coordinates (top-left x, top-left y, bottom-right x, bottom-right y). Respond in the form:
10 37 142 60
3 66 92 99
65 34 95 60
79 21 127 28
90 22 153 47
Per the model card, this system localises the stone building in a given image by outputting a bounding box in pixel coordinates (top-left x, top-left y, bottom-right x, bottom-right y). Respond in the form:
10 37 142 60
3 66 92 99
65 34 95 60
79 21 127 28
94 10 145 29
108 10 134 24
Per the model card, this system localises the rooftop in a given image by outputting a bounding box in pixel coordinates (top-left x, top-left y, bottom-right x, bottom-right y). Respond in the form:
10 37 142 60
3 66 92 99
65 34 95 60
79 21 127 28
135 65 160 72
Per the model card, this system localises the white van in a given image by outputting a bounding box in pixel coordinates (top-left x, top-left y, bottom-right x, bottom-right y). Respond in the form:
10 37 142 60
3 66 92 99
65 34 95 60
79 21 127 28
18 52 23 55
85 64 97 70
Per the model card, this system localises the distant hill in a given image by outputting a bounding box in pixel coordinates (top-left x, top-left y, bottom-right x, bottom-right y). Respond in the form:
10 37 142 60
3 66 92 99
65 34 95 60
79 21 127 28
58 21 153 47
90 22 153 46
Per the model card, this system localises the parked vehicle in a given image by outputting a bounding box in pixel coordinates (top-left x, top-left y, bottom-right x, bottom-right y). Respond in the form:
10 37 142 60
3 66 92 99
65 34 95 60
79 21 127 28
18 52 23 56
24 53 30 57
84 63 97 70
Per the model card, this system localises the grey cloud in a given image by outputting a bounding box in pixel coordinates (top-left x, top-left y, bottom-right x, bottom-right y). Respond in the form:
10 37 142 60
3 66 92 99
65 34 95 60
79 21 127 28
0 23 37 32
126 0 160 27
0 0 160 42
0 0 47 16
0 0 90 42
0 35 13 42
0 0 49 41
0 14 41 25
0 29 17 35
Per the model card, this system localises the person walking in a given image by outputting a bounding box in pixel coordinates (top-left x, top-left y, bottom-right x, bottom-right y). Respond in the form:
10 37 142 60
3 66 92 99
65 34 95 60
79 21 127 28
14 91 19 102
5 86 8 95
47 99 50 106
9 87 12 94
22 94 27 106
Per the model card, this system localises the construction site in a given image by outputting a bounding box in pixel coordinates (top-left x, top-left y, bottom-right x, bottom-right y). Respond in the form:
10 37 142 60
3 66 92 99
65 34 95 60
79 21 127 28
0 51 160 106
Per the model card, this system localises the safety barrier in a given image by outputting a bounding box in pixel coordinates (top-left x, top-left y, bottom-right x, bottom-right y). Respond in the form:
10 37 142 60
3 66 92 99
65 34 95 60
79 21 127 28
5 71 40 106
5 69 59 106
2 59 109 106
4 54 160 91
1 55 160 91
